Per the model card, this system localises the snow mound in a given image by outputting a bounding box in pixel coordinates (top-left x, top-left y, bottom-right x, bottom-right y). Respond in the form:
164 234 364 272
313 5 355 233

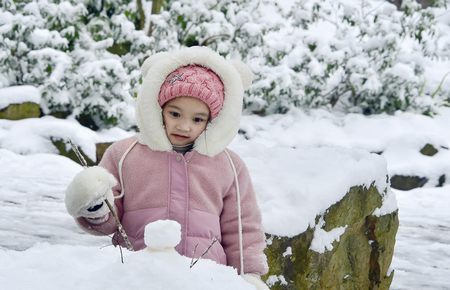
232 141 391 237
0 243 254 290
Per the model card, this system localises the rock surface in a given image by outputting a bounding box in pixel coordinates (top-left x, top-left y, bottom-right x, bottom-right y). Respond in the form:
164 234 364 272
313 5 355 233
0 102 40 120
390 175 428 190
263 184 398 290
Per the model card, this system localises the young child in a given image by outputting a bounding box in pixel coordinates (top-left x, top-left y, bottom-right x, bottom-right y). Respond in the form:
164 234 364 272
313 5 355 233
65 46 269 289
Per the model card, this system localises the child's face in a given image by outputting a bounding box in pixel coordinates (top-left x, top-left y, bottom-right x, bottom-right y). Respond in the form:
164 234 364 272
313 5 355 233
162 96 210 146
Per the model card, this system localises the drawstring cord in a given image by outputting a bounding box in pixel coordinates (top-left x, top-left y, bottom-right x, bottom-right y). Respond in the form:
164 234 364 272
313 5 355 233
224 149 245 275
115 139 139 199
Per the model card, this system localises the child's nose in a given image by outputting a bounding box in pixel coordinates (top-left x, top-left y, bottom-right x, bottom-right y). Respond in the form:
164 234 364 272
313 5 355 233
177 122 191 132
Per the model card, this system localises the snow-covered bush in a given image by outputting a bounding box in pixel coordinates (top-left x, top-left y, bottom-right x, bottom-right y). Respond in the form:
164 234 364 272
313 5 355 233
0 0 151 129
150 0 450 115
2 0 450 128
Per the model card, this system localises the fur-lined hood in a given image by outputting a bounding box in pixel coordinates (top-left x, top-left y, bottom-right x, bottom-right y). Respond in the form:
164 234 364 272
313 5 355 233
135 46 253 157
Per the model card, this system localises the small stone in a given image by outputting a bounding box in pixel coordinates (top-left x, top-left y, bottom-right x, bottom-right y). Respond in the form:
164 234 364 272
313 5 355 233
390 175 428 190
420 143 438 156
437 175 446 187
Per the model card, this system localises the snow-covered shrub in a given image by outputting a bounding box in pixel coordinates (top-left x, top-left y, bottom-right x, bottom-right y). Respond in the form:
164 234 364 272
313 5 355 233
2 0 449 126
149 0 450 115
0 0 151 129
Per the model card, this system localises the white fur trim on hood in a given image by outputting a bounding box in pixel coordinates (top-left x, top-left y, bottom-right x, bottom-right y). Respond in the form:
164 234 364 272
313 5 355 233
136 46 253 157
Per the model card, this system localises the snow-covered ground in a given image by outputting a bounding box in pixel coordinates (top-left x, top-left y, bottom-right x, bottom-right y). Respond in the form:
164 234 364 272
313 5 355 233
1 108 450 289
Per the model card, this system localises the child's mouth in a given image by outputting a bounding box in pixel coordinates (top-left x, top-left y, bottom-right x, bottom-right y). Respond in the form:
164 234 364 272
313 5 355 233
172 134 189 140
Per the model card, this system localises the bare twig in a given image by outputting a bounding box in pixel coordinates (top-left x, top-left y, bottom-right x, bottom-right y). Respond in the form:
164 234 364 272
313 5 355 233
190 237 218 268
200 34 231 46
104 199 134 251
431 71 450 98
94 228 129 264
68 139 88 167
118 244 124 264
190 243 199 266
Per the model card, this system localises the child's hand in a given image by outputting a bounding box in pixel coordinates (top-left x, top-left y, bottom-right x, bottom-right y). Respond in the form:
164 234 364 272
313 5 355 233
241 273 270 290
65 166 117 220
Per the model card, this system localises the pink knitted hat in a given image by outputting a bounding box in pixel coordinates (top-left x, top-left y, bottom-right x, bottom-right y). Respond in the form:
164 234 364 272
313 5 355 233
158 65 225 119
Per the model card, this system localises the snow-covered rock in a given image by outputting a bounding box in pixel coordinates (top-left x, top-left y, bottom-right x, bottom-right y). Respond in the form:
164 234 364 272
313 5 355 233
0 86 41 120
232 143 398 290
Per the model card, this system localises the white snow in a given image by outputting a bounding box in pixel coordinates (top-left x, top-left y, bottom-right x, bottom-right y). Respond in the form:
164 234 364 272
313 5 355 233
0 243 254 290
238 108 450 187
231 143 389 237
266 274 288 287
0 85 41 110
310 218 348 253
0 106 450 289
392 186 450 289
0 116 132 161
282 247 292 257
2 0 450 287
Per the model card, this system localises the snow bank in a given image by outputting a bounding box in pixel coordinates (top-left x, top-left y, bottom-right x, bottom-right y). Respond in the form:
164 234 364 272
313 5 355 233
0 243 254 290
0 220 255 290
0 149 109 250
231 140 390 237
239 107 450 187
0 116 132 161
0 85 41 110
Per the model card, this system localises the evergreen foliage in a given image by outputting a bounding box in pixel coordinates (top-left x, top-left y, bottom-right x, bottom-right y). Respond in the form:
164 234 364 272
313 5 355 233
0 0 151 129
150 0 450 115
1 0 450 129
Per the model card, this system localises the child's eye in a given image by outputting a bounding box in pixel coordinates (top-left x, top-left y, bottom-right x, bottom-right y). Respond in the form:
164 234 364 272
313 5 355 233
193 117 206 123
169 111 180 118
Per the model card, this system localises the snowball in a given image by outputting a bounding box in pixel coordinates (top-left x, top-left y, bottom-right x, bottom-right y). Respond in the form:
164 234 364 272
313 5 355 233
144 220 181 250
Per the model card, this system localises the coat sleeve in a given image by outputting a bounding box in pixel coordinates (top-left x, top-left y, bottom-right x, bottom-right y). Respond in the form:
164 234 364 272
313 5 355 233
75 143 124 237
220 151 269 275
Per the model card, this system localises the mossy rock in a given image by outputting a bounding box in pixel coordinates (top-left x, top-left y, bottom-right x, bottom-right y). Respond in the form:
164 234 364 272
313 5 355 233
390 175 428 190
0 102 40 120
419 143 438 156
96 142 113 164
263 184 399 290
51 138 95 166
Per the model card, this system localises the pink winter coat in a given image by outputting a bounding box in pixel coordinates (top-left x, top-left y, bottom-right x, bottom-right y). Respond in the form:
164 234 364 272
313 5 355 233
77 137 268 275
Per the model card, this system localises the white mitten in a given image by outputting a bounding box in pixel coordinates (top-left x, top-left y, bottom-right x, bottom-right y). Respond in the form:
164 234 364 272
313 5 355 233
242 274 270 290
65 166 117 221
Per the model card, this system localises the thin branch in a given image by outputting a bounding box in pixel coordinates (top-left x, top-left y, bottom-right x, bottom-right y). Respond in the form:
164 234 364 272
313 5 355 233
118 244 124 264
190 237 218 268
200 34 231 46
105 199 134 251
431 71 450 98
90 227 126 263
68 139 88 168
190 243 199 266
